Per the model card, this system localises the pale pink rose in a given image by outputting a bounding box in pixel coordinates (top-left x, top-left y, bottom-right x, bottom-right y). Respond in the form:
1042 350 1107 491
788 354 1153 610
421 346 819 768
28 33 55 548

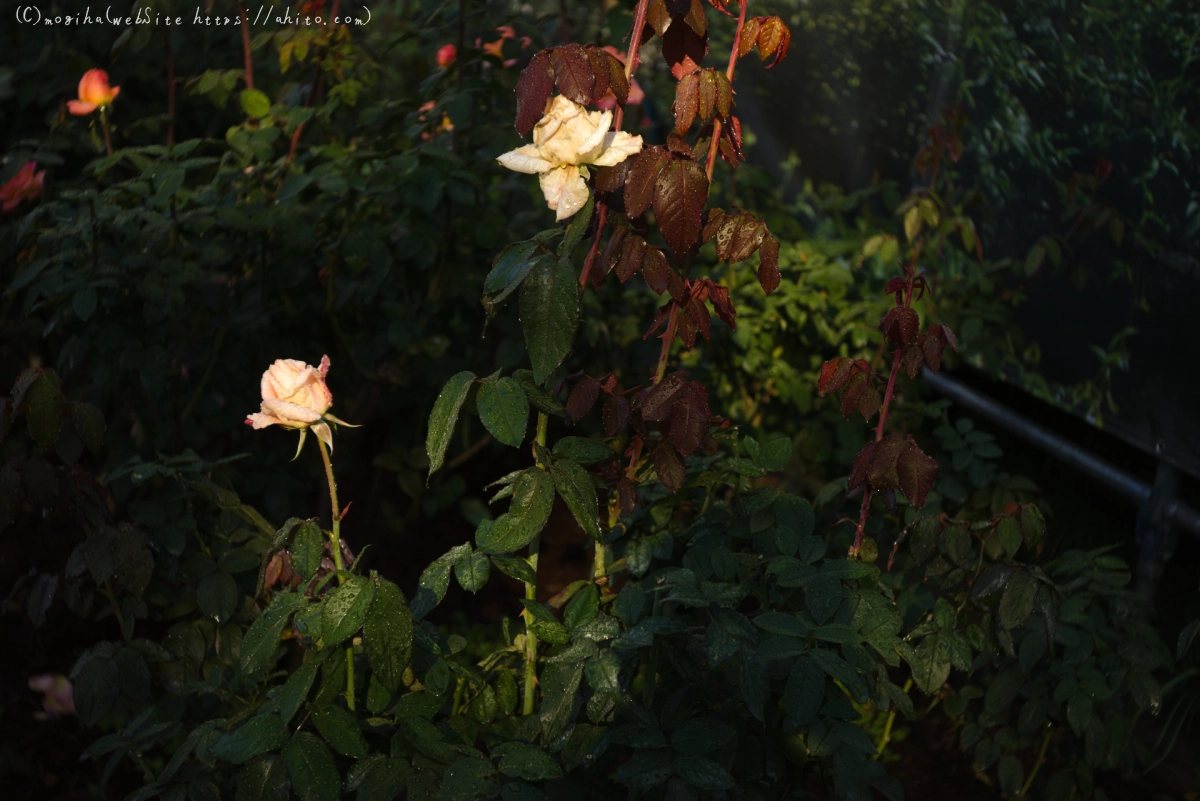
246 355 360 456
0 162 45 213
29 674 75 719
67 69 120 116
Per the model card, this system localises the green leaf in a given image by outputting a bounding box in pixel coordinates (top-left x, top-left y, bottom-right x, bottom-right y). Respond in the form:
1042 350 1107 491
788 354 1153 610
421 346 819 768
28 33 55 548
477 469 554 554
282 733 340 801
364 577 412 696
212 715 287 765
997 754 1024 797
805 575 841 625
278 661 320 725
236 754 291 801
756 436 792 471
522 600 570 644
512 369 565 416
496 669 519 716
491 555 537 584
72 401 106 454
493 742 563 781
673 756 734 790
539 661 584 743
240 88 272 118
520 256 579 385
454 551 492 592
312 703 369 758
784 656 824 727
550 459 602 541
552 437 615 464
613 750 672 789
426 371 476 478
998 571 1037 630
25 372 65 448
197 571 239 624
483 242 545 315
321 576 376 647
291 520 325 581
558 194 595 256
564 583 598 630
997 517 1022 558
350 757 412 801
439 757 497 799
1067 692 1093 735
1178 619 1200 661
72 288 97 321
72 650 119 726
477 377 529 447
241 593 306 675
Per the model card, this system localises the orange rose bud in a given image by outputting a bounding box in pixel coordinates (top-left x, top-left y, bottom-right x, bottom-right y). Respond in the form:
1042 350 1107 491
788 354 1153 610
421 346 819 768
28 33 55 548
0 162 45 213
436 44 457 68
67 69 121 116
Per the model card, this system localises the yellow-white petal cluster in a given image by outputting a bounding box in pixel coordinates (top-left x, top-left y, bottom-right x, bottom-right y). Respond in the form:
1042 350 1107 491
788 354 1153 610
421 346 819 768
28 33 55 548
497 95 643 221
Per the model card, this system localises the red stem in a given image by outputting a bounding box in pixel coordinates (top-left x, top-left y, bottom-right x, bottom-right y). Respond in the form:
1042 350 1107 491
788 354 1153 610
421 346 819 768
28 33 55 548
706 0 748 182
579 204 608 287
652 305 680 384
240 3 255 90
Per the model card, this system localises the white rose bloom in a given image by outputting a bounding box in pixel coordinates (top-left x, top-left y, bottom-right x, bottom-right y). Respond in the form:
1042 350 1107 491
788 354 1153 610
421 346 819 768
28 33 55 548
497 95 643 221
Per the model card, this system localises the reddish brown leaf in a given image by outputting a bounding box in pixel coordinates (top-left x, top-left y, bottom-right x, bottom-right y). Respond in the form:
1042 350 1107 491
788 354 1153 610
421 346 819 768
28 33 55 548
698 70 718 122
601 227 628 280
921 332 945 373
725 215 766 262
669 381 710 458
684 0 709 34
849 441 876 492
818 357 855 396
757 17 791 68
586 46 628 106
264 551 284 589
565 376 601 424
758 234 781 294
674 72 700 136
654 159 709 257
840 371 868 419
897 437 938 508
616 234 648 283
858 384 882 421
684 297 711 344
652 442 686 492
721 115 744 163
706 0 732 16
638 371 689 421
551 44 597 106
617 477 639 515
665 265 687 303
603 394 631 436
676 309 698 348
708 283 736 329
867 434 905 491
931 323 959 353
880 306 919 344
903 343 924 379
598 373 618 393
884 277 907 296
646 0 672 38
644 303 674 341
663 0 689 16
624 147 668 218
642 247 671 295
662 19 709 80
702 208 727 242
515 50 555 135
738 17 761 57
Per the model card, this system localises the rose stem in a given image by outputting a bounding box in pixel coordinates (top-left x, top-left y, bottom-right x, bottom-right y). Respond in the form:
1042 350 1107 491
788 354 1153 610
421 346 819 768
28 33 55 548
317 437 356 710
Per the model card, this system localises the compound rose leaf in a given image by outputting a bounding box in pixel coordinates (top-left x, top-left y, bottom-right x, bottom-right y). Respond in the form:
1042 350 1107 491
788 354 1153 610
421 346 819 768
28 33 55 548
840 371 869 419
728 216 766 262
738 17 761 57
601 227 629 282
662 18 709 80
708 284 736 329
702 208 726 242
652 443 686 493
849 442 876 492
638 371 689 422
670 381 711 458
818 357 855 396
641 246 671 295
603 394 631 437
867 434 905 491
515 50 555 135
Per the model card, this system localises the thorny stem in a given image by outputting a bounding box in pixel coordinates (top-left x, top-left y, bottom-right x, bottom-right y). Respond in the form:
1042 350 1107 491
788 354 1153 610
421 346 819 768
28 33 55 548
99 109 113 156
523 412 550 715
706 0 749 182
239 3 255 90
317 437 356 711
1017 727 1054 799
875 677 913 758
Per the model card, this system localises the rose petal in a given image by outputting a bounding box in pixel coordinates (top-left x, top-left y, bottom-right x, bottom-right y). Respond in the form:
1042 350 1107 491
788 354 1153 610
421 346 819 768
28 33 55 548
592 132 644 167
262 398 323 425
497 144 554 174
246 412 284 429
67 100 98 116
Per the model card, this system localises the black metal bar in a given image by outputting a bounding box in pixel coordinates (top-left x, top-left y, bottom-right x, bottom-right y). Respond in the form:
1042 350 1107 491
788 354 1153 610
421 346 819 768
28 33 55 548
921 368 1200 538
